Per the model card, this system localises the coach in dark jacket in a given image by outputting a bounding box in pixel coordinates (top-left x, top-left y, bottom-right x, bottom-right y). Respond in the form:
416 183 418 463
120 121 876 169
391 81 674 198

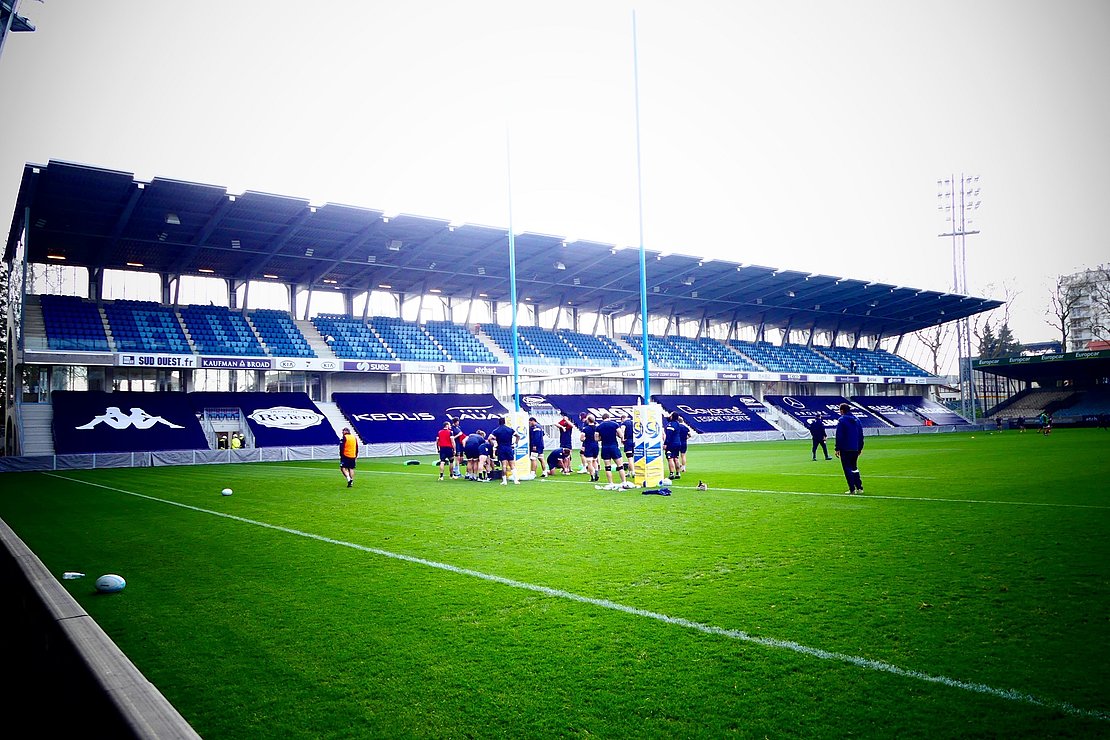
807 415 832 460
834 403 865 494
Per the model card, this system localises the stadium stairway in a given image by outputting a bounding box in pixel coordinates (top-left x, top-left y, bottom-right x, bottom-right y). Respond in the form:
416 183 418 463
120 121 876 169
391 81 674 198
19 404 54 456
316 401 355 438
21 295 48 351
296 319 338 359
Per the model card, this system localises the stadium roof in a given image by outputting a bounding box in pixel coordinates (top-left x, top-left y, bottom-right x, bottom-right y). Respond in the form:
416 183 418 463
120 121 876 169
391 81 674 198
973 349 1110 384
5 160 1003 338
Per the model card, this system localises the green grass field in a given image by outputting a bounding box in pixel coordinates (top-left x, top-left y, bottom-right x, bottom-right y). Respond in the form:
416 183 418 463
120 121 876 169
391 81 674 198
2 429 1108 738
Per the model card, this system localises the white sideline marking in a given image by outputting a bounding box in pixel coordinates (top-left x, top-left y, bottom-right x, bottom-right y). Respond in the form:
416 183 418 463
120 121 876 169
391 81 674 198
261 465 1110 510
42 473 1109 722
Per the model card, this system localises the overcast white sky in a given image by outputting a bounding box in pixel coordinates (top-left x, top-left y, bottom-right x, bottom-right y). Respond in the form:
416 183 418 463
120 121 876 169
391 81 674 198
1 0 1107 348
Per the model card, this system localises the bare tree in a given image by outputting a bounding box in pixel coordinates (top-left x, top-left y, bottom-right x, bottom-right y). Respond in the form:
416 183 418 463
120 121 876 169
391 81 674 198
1045 273 1087 350
913 323 951 375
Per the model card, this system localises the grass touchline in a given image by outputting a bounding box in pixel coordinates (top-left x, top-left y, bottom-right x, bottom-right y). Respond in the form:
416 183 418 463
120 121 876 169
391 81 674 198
40 469 1110 724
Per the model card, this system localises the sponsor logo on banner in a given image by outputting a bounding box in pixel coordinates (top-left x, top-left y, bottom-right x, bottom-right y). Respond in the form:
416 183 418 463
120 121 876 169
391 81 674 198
780 373 808 381
117 353 197 368
1075 351 1099 359
76 406 185 430
247 406 325 430
1010 357 1032 364
632 404 665 487
737 395 765 409
675 403 752 424
199 357 273 370
1041 355 1064 362
782 396 806 409
884 377 905 384
279 360 296 369
461 364 509 375
352 411 437 422
344 361 403 372
585 405 636 420
444 404 502 421
408 362 448 373
715 371 748 380
834 375 860 383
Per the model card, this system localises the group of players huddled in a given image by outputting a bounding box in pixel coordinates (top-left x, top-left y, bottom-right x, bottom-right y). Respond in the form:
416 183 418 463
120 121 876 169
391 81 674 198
433 409 694 490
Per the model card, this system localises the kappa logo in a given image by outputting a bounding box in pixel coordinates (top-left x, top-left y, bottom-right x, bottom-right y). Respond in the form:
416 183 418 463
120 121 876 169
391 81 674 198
248 406 324 430
76 407 185 431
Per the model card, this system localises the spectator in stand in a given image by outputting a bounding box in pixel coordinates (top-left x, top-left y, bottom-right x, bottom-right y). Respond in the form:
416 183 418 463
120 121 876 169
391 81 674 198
834 403 865 495
808 414 832 460
339 427 359 488
490 417 521 485
436 422 457 480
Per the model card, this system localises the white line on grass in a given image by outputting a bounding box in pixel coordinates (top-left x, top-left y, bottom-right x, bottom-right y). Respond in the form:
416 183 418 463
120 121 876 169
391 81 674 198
42 472 1109 723
261 465 1110 510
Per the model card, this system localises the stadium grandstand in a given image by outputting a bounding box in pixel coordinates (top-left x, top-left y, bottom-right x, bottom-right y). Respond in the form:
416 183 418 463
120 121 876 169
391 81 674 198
3 160 1013 464
975 348 1110 428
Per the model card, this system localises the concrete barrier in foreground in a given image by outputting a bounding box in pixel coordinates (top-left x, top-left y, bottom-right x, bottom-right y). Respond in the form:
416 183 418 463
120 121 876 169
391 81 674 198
0 518 201 739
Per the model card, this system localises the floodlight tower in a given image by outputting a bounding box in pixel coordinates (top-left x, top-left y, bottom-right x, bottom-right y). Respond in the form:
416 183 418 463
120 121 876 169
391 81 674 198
937 174 981 421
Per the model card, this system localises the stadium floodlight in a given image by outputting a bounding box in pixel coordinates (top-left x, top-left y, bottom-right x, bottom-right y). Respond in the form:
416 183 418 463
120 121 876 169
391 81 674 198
937 172 982 421
164 213 181 225
554 261 566 270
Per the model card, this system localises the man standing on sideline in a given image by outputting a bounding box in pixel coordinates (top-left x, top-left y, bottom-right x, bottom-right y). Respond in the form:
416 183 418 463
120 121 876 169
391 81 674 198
339 427 359 488
596 412 628 489
621 414 635 481
436 421 456 480
490 416 521 485
528 417 549 478
808 414 832 460
834 403 865 494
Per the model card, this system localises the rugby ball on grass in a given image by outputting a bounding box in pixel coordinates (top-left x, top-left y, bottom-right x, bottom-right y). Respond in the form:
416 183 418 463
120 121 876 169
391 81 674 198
95 574 126 593
221 488 233 496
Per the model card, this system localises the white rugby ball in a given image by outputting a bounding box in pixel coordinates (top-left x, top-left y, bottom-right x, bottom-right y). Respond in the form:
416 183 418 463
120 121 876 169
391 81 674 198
661 478 672 486
95 574 126 593
221 488 233 496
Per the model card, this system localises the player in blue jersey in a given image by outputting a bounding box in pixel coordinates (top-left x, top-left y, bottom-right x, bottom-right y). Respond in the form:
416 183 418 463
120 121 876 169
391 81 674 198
621 415 635 480
546 447 571 475
489 417 521 486
663 414 681 480
671 412 693 475
528 417 549 478
595 412 628 489
579 414 600 482
463 430 488 481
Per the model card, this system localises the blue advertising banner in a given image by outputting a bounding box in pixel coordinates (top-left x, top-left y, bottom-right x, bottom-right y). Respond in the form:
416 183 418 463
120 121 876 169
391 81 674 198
852 396 970 426
52 391 208 454
764 395 886 429
850 396 926 427
189 392 338 446
524 394 642 423
653 395 776 432
332 393 510 443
